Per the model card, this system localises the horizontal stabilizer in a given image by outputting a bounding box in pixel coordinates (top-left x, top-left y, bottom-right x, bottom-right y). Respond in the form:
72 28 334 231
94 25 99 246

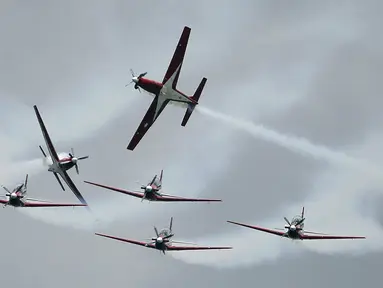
181 77 207 126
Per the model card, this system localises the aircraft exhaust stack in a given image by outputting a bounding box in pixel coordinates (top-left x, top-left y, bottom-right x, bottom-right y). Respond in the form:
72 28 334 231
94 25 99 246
181 77 207 126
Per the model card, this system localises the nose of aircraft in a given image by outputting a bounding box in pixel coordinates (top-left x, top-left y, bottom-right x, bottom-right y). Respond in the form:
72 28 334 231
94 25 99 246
10 193 17 199
71 157 78 163
156 237 163 243
290 225 296 231
132 76 139 83
146 186 153 192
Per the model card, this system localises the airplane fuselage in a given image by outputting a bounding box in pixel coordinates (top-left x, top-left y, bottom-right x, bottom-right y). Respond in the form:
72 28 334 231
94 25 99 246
154 241 167 251
286 216 305 239
143 190 163 201
286 230 303 239
137 78 196 106
47 158 74 173
5 197 24 207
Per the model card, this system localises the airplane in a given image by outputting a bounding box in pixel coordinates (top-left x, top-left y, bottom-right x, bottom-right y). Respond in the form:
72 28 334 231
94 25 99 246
84 169 222 202
227 207 366 240
126 26 207 150
95 217 232 254
34 105 89 206
0 174 87 208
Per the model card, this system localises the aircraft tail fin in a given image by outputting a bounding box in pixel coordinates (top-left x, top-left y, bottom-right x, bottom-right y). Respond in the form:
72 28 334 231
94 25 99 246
169 216 173 232
24 174 28 192
181 77 207 127
159 170 163 184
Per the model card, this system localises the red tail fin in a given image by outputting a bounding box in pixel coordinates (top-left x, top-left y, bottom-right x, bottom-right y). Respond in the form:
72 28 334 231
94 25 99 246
181 77 207 126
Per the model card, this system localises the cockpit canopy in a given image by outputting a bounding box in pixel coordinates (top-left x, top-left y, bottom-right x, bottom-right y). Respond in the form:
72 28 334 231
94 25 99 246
291 216 304 226
159 228 171 237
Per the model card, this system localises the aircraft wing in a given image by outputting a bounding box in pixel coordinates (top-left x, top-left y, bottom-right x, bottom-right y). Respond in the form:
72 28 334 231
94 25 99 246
84 181 145 199
127 95 171 151
227 220 286 237
166 245 232 251
162 26 191 87
33 105 60 162
95 233 156 249
0 198 8 204
157 194 222 202
57 170 88 206
23 201 87 208
301 233 366 240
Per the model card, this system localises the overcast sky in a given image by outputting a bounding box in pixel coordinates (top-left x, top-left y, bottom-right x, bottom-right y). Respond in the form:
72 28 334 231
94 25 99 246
0 0 382 287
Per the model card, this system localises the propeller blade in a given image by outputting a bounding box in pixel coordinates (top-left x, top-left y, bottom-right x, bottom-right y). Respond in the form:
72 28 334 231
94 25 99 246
283 217 291 226
141 192 147 202
138 72 147 78
162 250 165 255
150 175 157 186
75 164 79 175
78 156 89 160
130 69 135 77
154 226 159 237
71 148 74 156
163 234 174 240
295 218 305 226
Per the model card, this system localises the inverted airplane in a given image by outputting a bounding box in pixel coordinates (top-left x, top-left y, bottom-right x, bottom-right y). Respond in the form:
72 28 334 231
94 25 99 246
0 174 87 208
84 169 222 202
126 26 207 150
227 207 366 240
95 217 232 254
34 105 89 206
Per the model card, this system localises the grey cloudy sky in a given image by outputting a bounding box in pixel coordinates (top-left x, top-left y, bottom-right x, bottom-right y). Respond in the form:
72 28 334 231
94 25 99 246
0 0 382 287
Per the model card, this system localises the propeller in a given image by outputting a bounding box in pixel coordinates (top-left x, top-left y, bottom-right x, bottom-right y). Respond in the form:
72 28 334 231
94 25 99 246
140 175 158 202
125 69 147 92
148 225 173 255
283 216 305 236
69 148 89 175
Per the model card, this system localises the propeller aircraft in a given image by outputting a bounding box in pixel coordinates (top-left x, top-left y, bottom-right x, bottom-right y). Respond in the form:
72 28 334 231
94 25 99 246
34 105 89 206
126 26 207 150
227 207 366 240
84 169 222 202
0 174 87 208
95 217 232 254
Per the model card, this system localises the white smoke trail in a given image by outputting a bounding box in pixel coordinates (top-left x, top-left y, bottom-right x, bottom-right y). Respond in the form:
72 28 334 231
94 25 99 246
196 106 383 176
171 133 383 268
21 106 383 232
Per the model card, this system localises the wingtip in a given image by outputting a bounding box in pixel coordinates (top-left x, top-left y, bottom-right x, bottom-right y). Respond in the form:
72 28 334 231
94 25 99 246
226 220 238 225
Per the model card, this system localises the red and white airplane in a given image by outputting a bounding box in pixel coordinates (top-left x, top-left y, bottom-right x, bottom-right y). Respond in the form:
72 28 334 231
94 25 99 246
227 207 366 240
84 169 222 202
0 174 87 208
95 217 232 254
126 26 207 150
34 105 89 206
